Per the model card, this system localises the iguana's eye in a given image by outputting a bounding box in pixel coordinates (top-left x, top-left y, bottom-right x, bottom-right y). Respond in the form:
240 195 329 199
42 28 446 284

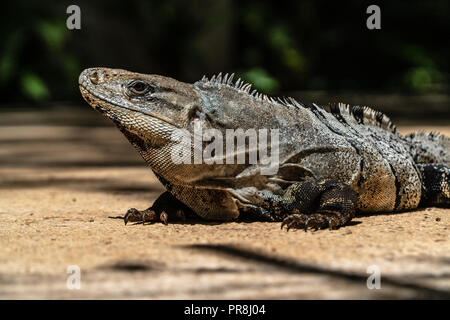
128 80 153 95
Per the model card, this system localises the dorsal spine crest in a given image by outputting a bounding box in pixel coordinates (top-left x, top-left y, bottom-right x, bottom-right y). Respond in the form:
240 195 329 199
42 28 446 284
200 73 397 133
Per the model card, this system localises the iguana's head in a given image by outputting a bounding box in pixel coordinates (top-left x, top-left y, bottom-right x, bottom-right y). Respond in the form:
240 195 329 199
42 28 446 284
79 67 212 185
79 67 202 143
79 68 287 187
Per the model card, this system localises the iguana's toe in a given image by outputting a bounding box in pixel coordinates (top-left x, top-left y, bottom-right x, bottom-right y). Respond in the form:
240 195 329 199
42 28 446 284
124 208 139 225
159 211 168 225
118 192 198 226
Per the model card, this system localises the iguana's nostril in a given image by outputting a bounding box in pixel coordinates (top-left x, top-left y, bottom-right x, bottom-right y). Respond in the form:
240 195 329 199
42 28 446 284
89 72 100 85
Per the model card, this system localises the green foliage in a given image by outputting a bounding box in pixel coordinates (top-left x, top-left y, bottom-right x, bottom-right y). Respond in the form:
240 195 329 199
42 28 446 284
21 72 50 101
404 67 443 92
0 0 447 104
401 44 444 92
37 20 67 51
268 26 305 72
0 2 78 103
0 52 15 84
241 68 279 94
243 4 264 31
0 31 23 84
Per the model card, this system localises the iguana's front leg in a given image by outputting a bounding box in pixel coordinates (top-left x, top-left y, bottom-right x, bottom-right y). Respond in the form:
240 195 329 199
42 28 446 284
124 191 194 225
280 179 358 231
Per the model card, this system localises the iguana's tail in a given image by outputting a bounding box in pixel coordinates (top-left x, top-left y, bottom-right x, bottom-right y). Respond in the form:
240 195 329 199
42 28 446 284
405 132 450 165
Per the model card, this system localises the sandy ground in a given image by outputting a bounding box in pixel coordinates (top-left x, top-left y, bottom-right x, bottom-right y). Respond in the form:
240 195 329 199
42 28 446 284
0 109 449 299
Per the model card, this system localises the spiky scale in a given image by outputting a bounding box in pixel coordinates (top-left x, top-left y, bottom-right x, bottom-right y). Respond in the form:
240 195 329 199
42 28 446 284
216 72 222 84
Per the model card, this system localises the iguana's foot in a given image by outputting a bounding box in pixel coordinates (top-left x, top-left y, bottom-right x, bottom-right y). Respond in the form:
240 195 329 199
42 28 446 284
281 210 349 231
123 191 192 225
124 207 181 225
280 179 358 231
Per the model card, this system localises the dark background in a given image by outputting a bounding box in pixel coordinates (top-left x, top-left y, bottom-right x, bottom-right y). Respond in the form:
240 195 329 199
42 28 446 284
0 0 448 120
1 2 449 301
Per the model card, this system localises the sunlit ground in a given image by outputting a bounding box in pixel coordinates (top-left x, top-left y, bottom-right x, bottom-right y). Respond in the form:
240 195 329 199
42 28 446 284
0 108 449 299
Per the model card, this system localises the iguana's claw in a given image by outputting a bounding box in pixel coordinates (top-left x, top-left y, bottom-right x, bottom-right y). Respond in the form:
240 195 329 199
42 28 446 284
160 211 169 225
157 209 186 225
124 208 139 225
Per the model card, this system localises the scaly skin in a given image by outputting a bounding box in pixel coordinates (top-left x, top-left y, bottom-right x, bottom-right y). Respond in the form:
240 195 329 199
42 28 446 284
79 68 450 230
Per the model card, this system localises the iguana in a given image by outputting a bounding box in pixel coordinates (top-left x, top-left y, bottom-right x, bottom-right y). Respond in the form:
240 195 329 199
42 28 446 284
79 67 450 231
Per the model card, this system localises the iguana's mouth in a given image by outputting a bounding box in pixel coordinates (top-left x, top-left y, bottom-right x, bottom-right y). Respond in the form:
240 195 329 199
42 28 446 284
79 85 175 148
